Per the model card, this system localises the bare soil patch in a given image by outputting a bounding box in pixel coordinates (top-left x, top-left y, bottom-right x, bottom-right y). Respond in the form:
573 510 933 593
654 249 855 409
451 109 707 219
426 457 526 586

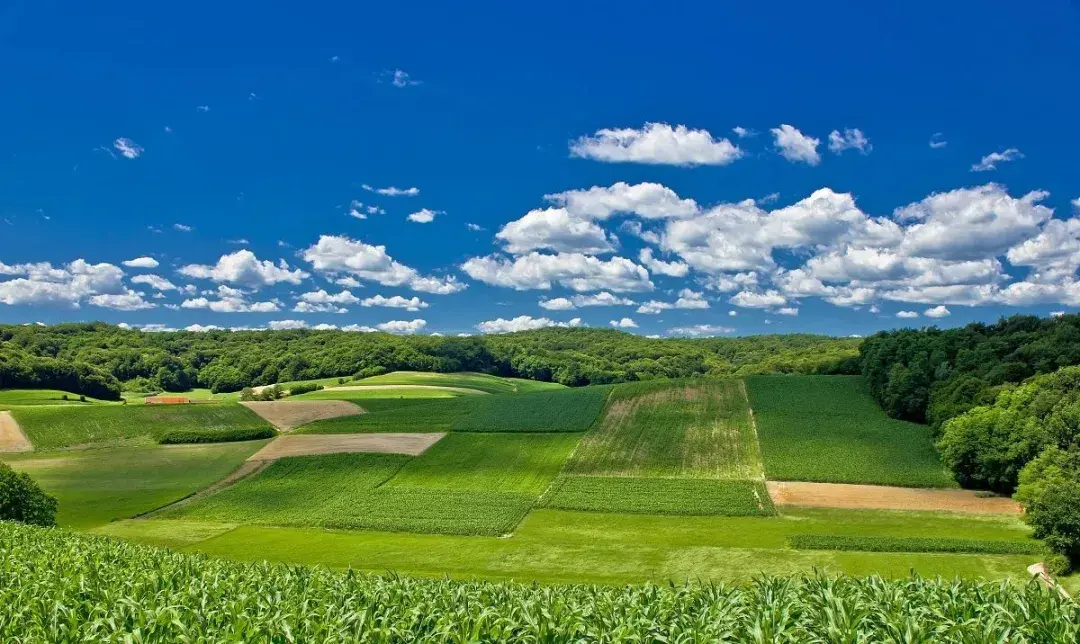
767 481 1021 515
247 432 445 461
241 400 362 431
0 411 32 453
325 385 489 395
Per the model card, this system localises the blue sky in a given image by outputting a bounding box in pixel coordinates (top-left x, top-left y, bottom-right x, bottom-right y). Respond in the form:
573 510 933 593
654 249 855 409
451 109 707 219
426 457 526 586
2 1 1079 337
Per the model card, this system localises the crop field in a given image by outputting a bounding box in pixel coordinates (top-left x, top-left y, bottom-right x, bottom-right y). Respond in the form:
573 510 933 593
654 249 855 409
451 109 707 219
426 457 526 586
296 396 484 433
1 442 265 527
354 371 567 394
8 523 1077 642
291 386 459 413
450 386 610 432
168 452 536 535
385 433 580 494
565 380 762 478
0 389 117 409
745 375 956 487
11 402 273 450
296 386 609 434
542 476 773 516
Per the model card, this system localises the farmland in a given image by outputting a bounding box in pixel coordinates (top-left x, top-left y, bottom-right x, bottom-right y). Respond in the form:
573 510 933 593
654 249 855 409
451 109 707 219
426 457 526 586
0 370 1064 614
565 380 761 478
296 386 609 434
543 476 773 516
350 371 568 394
746 375 956 487
0 389 117 409
5 522 1076 642
10 402 273 450
386 433 580 494
1 441 265 527
166 452 537 535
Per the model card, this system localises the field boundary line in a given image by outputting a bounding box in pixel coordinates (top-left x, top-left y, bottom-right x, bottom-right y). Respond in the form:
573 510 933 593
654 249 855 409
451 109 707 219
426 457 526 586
136 459 273 519
0 410 33 453
738 380 767 482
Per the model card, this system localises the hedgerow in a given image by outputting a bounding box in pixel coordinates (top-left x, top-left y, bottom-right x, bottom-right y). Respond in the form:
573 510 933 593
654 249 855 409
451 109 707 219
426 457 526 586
788 534 1047 555
158 427 277 444
2 522 1078 642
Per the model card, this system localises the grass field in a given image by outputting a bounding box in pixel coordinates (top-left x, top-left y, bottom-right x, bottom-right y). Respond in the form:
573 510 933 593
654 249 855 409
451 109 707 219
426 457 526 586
0 389 118 409
543 476 773 516
745 375 956 487
353 371 567 394
1 442 265 527
385 433 580 495
98 506 1038 585
565 380 761 478
168 452 536 535
291 386 460 413
11 402 273 450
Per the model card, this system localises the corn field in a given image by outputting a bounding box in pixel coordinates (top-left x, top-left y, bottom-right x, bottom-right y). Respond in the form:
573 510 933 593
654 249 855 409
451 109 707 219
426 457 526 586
1 522 1077 643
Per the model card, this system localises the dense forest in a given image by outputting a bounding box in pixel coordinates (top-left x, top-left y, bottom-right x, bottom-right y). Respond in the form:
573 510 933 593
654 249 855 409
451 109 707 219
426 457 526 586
859 314 1080 431
0 324 861 399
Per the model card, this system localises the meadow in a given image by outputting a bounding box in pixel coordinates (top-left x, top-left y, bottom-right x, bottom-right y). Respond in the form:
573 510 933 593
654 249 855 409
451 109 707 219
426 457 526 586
100 507 1041 585
0 441 265 527
292 386 460 412
351 371 567 394
0 388 118 409
745 375 956 487
5 522 1076 642
10 402 273 449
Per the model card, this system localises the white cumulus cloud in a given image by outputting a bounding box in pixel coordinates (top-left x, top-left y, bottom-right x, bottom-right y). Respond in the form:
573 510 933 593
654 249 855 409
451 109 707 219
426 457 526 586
123 257 158 269
476 315 584 334
971 148 1023 172
179 250 309 289
771 124 821 165
569 123 742 166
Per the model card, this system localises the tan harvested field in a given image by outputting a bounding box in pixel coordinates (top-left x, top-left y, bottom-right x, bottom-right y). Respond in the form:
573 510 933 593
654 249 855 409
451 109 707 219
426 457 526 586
0 411 32 453
240 400 362 430
766 481 1022 515
325 385 489 395
247 432 445 461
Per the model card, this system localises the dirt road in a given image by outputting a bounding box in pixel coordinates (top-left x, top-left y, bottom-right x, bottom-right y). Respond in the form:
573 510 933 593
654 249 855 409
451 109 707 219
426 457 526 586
247 432 445 461
0 411 32 453
767 481 1021 515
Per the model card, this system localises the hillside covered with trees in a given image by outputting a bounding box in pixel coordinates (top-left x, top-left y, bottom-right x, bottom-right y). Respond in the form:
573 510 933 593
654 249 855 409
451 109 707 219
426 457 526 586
0 324 861 399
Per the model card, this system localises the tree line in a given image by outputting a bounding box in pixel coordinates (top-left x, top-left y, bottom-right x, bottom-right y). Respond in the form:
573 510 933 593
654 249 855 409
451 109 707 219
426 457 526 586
0 323 861 400
859 313 1080 572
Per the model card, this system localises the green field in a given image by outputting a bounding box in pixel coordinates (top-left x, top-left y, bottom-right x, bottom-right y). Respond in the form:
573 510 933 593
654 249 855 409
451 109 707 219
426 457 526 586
7 521 1073 642
296 386 609 434
167 452 536 536
295 396 484 433
11 402 273 450
353 371 567 394
543 476 773 516
98 506 1038 585
291 386 460 413
121 388 241 404
0 389 118 409
745 375 956 487
386 433 580 494
1 442 265 528
450 386 609 432
565 380 761 478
